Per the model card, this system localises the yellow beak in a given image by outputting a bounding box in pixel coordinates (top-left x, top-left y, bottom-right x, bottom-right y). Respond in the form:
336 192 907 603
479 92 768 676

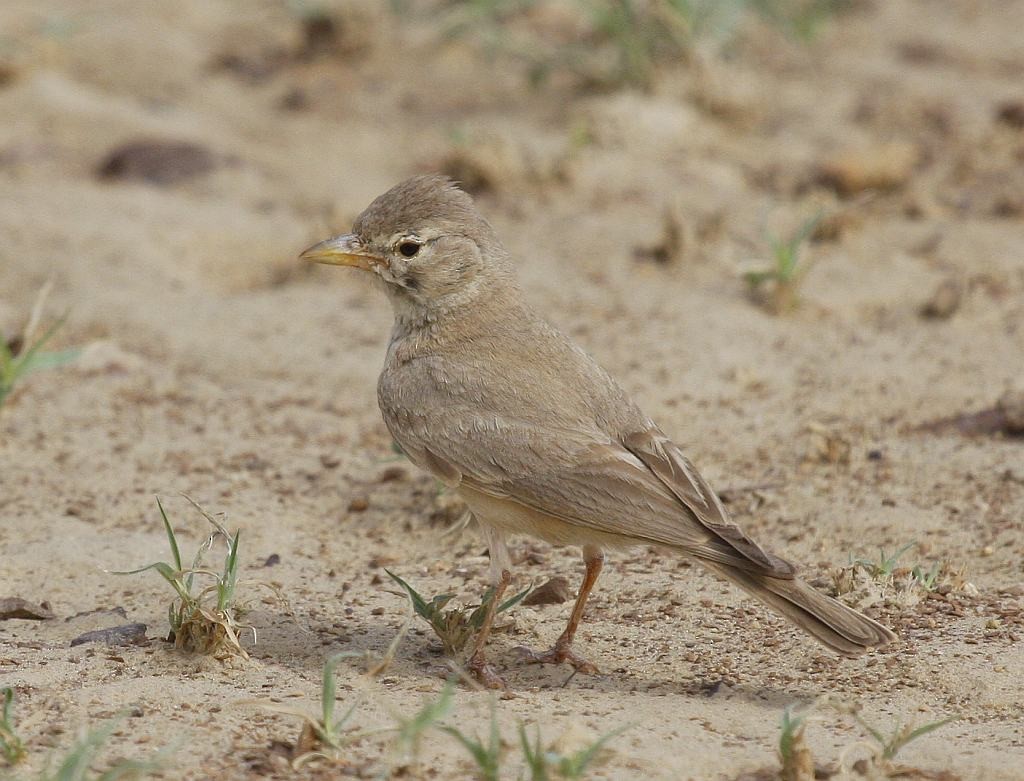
300 234 382 270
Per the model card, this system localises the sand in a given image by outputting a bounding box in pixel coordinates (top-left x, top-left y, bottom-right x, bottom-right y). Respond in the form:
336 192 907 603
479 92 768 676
1 1 1022 779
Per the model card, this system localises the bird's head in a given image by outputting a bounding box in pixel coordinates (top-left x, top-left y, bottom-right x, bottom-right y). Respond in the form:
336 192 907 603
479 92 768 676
301 175 514 318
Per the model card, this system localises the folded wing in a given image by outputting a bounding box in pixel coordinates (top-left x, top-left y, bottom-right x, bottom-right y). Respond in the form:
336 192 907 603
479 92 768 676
396 410 794 577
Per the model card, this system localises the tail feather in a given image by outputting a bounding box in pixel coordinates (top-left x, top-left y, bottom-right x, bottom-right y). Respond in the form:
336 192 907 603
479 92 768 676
702 562 896 656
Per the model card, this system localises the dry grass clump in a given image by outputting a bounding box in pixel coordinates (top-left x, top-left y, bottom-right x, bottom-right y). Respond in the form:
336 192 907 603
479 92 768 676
829 543 975 610
773 698 958 781
113 496 249 659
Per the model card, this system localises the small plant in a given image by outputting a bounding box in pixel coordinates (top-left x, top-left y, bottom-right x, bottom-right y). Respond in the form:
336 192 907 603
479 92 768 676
385 570 531 657
741 211 823 314
255 651 364 767
39 713 165 781
0 282 79 408
1 688 26 765
773 699 958 779
849 710 958 764
910 562 942 591
842 543 964 594
850 542 917 585
519 721 627 780
392 681 456 768
113 496 248 658
443 699 502 781
777 706 813 781
830 541 963 608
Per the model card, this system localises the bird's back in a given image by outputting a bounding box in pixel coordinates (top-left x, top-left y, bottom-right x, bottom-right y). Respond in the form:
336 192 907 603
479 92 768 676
378 298 646 444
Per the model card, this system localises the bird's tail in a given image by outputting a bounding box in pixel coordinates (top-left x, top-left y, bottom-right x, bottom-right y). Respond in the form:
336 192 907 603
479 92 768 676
701 562 896 656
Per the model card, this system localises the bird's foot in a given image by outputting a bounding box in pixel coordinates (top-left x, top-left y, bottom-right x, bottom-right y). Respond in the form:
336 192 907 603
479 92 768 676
514 642 599 674
468 654 507 690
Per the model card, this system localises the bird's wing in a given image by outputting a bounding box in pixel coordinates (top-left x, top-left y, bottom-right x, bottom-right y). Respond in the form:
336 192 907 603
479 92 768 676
621 428 795 577
396 410 794 577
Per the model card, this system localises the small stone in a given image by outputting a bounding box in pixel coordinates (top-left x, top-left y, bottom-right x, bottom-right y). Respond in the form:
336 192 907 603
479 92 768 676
634 203 691 265
347 496 369 512
920 278 963 319
996 100 1024 129
0 63 16 87
299 12 340 60
997 389 1024 433
0 597 54 620
70 623 148 647
377 466 407 483
523 577 571 606
278 87 308 111
818 141 919 196
97 139 217 186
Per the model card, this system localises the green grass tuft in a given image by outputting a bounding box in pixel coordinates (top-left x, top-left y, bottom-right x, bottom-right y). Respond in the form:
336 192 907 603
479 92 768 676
385 570 531 657
741 211 824 314
37 713 165 781
1 688 27 765
112 496 248 659
519 720 628 780
443 698 502 781
1 281 79 408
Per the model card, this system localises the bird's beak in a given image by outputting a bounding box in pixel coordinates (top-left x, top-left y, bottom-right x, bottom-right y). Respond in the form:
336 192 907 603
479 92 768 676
300 234 382 270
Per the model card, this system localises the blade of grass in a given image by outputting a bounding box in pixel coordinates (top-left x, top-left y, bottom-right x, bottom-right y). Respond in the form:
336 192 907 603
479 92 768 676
1 687 26 764
218 530 241 612
882 716 958 760
156 498 182 572
385 569 431 619
556 723 629 778
441 698 501 781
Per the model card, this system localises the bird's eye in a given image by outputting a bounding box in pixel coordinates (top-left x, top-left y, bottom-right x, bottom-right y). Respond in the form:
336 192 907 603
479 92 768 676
398 241 421 258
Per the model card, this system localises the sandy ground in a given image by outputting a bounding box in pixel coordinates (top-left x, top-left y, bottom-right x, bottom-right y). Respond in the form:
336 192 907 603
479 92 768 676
1 1 1023 779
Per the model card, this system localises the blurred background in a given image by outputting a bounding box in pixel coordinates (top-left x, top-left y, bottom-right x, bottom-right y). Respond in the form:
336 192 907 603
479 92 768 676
1 1 1021 354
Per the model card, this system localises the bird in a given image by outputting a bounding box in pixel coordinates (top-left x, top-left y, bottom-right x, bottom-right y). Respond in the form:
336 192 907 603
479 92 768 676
301 174 895 688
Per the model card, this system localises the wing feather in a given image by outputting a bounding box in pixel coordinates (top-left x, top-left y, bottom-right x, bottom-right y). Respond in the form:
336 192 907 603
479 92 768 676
394 409 793 576
623 430 795 577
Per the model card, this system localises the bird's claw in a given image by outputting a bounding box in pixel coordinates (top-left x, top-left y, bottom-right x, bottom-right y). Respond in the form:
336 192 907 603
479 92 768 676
468 656 507 690
513 644 599 674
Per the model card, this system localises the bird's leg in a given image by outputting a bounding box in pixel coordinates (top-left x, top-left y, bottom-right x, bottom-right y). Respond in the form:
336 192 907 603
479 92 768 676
467 568 511 689
516 544 603 673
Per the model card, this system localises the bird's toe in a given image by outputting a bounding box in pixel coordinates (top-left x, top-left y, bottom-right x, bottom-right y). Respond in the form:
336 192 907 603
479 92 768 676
513 644 599 674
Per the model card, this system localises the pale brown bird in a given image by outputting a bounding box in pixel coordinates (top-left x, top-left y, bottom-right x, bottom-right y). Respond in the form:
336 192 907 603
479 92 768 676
302 175 895 688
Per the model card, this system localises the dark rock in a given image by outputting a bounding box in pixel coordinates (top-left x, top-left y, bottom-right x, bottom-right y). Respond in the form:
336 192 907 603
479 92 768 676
996 100 1024 129
920 278 963 319
70 623 148 647
97 140 217 185
523 577 571 606
0 597 54 620
998 390 1024 434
